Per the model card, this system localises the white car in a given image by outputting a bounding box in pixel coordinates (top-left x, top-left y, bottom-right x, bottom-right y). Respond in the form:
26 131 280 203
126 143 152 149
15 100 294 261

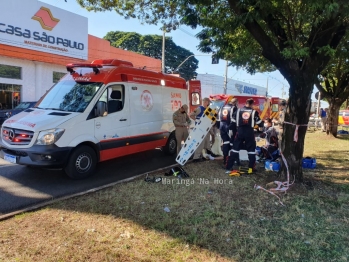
308 113 321 129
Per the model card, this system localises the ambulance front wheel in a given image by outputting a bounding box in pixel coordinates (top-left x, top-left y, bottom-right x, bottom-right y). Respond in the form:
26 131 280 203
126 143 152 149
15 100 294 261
65 145 97 179
164 132 177 155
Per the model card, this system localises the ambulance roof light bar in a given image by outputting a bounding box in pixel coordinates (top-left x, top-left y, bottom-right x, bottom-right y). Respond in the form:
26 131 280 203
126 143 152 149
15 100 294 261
92 59 133 67
66 63 103 75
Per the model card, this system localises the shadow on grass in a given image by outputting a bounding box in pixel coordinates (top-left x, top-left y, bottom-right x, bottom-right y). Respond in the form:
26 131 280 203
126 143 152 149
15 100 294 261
47 158 349 262
336 135 349 140
3 133 348 261
303 149 349 192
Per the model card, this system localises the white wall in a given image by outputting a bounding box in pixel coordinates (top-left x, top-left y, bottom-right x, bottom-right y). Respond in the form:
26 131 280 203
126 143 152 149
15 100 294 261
197 74 267 98
0 55 66 102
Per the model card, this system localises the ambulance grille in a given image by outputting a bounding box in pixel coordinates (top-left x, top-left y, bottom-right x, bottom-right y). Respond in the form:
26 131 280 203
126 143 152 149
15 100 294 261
1 127 34 145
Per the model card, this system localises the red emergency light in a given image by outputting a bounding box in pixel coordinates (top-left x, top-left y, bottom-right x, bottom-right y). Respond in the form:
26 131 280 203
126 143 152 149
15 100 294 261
209 94 229 101
66 63 102 74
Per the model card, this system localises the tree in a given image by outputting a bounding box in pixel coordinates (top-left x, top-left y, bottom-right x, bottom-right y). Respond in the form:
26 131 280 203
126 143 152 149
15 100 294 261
77 0 349 182
103 31 199 80
315 36 349 137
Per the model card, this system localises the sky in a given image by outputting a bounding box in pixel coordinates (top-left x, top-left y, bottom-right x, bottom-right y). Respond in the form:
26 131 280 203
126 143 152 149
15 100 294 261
40 0 324 105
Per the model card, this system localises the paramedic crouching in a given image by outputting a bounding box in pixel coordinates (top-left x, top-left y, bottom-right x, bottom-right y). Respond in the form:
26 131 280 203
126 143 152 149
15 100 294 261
225 98 263 174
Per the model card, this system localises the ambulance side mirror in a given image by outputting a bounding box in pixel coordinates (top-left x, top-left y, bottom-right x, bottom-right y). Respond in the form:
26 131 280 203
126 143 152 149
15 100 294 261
96 101 107 117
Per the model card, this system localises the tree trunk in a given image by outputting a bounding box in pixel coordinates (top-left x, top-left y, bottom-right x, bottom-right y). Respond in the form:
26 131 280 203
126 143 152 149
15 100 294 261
327 100 341 137
279 77 313 183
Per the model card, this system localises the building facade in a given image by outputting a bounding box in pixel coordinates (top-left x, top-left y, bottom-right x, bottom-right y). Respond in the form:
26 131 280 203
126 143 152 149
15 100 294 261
197 74 267 98
0 0 161 109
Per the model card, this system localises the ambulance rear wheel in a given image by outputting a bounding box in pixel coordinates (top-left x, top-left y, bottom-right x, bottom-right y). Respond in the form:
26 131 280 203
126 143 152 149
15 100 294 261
164 133 177 155
65 145 97 179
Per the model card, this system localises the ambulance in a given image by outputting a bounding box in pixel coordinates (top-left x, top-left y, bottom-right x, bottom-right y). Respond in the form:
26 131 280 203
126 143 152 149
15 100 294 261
209 94 281 127
0 59 201 179
338 110 349 126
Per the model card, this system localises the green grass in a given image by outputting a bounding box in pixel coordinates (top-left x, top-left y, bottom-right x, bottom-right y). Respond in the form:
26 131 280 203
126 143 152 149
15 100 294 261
0 131 348 262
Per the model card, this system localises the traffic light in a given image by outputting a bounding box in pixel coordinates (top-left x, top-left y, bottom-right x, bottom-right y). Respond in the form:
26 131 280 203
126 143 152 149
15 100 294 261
211 54 219 64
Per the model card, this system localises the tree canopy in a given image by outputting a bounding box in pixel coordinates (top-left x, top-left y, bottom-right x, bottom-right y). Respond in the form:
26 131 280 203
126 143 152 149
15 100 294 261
315 33 349 136
78 0 349 182
103 31 198 80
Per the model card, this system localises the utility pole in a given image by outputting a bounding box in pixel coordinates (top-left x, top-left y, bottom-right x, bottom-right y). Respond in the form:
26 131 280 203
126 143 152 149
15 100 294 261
174 54 214 73
162 29 165 73
281 85 284 98
266 77 269 97
317 91 321 116
223 61 228 94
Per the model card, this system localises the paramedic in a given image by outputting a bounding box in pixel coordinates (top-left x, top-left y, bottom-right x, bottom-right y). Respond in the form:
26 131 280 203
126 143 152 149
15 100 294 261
219 98 238 165
226 98 263 174
173 104 191 155
259 118 279 160
190 97 215 162
272 99 287 148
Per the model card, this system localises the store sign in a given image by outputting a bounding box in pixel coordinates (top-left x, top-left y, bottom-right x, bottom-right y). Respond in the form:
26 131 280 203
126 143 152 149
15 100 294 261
235 83 257 95
0 0 88 59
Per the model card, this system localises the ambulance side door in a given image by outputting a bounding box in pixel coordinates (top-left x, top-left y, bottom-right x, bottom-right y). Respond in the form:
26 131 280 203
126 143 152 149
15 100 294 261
94 84 130 142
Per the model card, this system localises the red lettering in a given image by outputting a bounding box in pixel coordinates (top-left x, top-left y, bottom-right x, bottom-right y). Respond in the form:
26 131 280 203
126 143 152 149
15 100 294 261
171 92 181 99
171 99 182 111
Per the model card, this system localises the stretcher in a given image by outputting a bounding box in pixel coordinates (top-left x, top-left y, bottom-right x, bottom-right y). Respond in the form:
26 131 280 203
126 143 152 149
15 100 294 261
176 106 218 165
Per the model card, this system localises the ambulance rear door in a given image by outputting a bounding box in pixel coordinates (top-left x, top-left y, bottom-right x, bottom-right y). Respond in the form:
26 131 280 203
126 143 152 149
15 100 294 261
187 80 201 114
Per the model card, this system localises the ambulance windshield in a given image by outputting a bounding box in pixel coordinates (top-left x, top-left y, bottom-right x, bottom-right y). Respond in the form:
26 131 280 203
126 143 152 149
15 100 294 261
37 80 103 112
210 100 225 111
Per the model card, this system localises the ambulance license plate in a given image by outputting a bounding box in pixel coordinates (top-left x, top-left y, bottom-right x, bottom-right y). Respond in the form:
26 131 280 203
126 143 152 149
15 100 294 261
4 153 16 164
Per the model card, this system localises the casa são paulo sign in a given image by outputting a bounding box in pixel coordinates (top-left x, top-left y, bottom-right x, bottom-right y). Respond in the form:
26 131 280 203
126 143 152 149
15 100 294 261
0 0 88 60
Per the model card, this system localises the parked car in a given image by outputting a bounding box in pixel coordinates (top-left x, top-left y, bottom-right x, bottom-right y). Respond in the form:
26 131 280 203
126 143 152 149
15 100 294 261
338 110 349 126
308 113 321 129
0 101 37 126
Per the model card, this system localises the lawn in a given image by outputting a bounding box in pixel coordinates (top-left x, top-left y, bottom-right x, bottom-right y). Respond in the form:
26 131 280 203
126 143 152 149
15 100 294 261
0 131 348 262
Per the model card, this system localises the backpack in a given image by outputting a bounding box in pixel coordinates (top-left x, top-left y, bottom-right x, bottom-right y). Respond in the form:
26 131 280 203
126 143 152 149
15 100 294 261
165 166 190 178
265 127 279 147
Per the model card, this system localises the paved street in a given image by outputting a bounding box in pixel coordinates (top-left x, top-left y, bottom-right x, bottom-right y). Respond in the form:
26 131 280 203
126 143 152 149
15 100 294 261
0 149 176 216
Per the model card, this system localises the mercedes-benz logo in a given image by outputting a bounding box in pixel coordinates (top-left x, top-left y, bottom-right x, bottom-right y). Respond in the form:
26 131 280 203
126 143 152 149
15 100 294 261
8 130 15 141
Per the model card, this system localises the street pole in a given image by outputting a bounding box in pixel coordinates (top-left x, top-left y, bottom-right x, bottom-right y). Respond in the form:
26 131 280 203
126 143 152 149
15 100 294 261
162 29 165 73
266 77 269 97
174 54 213 73
317 91 321 116
223 61 228 94
173 55 194 73
281 85 284 98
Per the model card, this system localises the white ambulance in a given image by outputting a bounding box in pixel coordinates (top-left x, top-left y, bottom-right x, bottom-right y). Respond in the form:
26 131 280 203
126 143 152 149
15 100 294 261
0 59 201 179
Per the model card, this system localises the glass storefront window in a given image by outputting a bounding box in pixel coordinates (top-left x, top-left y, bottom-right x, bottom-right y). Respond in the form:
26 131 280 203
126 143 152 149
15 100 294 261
0 83 22 109
53 72 67 83
0 64 21 79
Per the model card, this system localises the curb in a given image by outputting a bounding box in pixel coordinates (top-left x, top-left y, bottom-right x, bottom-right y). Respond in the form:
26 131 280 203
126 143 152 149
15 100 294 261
0 163 180 221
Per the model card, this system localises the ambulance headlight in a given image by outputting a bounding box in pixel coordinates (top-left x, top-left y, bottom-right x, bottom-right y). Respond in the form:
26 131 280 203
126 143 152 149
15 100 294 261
36 129 65 145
